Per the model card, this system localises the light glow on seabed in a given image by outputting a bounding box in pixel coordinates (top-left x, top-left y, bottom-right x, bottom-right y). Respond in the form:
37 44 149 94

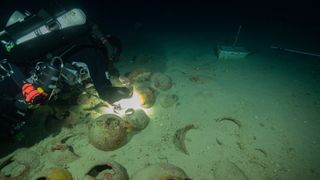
100 90 152 116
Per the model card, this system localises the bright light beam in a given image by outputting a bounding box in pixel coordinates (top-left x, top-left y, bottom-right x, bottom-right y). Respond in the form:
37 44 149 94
101 90 152 116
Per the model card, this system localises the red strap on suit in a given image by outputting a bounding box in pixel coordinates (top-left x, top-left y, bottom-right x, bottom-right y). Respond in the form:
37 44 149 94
22 83 47 104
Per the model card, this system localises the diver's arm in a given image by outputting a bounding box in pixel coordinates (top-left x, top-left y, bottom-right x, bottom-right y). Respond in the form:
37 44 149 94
66 46 131 103
89 23 122 77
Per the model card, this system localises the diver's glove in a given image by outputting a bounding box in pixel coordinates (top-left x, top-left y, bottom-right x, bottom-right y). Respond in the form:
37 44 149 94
102 86 133 104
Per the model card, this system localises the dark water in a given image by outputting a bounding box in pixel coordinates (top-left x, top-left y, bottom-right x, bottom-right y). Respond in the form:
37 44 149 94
1 0 318 49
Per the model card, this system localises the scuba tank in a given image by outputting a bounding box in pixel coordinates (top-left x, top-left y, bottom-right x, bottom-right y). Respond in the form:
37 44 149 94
61 61 90 86
1 8 86 46
0 8 88 65
29 56 91 101
31 56 63 101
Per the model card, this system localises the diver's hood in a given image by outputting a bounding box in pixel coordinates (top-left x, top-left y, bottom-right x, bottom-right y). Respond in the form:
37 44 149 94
6 11 27 27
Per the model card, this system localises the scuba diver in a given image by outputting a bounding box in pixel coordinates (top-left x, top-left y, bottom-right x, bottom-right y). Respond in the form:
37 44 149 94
0 8 132 140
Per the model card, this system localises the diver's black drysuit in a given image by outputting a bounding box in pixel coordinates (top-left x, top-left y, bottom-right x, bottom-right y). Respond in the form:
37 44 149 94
0 10 131 139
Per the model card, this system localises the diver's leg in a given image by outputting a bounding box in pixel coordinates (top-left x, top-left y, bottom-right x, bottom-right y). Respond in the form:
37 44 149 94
0 63 31 141
0 98 31 141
